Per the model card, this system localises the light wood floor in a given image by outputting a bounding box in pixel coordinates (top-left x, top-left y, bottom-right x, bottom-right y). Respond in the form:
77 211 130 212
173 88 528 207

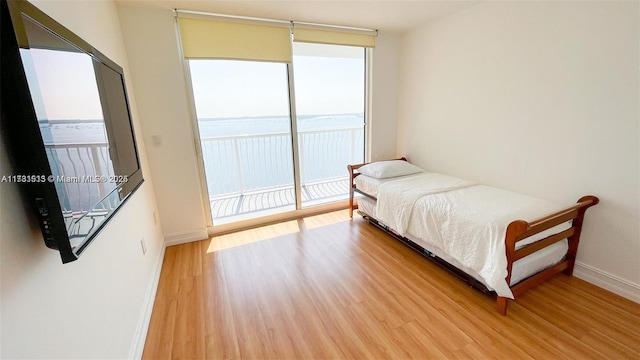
143 210 640 359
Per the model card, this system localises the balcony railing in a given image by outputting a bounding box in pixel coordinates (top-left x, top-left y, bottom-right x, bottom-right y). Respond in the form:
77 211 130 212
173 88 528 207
44 142 116 213
43 142 121 241
201 126 364 219
45 126 364 222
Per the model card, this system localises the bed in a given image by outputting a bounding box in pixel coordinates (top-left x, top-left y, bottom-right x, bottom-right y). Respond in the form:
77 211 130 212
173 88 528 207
348 158 598 315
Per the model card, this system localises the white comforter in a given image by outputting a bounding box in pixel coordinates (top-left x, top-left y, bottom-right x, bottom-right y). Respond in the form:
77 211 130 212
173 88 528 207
374 174 563 298
376 173 476 235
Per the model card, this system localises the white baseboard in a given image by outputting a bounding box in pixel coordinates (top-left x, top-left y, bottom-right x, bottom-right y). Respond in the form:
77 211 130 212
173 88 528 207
574 261 640 304
164 228 208 246
128 245 166 360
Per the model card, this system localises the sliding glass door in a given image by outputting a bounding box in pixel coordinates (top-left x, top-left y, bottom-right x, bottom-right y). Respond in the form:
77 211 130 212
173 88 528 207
189 60 295 224
186 43 367 226
188 52 366 225
292 42 366 207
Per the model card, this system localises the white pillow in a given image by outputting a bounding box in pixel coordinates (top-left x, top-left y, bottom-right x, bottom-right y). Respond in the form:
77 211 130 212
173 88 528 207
358 160 423 179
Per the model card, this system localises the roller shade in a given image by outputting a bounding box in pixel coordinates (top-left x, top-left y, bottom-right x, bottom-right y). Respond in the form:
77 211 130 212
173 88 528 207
177 17 292 62
293 27 376 48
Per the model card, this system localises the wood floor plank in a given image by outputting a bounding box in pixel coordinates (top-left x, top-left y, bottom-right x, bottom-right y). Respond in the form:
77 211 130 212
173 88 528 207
171 276 206 360
143 210 640 359
391 321 453 359
142 245 181 359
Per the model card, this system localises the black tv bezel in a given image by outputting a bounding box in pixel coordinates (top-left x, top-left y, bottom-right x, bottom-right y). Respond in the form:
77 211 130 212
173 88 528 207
1 0 144 263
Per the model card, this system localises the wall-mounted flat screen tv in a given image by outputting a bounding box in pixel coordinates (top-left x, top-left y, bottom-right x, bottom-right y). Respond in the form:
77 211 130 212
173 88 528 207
1 0 144 263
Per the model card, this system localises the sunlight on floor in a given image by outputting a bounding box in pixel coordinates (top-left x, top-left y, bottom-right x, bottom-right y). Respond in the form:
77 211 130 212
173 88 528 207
298 209 350 230
206 209 351 253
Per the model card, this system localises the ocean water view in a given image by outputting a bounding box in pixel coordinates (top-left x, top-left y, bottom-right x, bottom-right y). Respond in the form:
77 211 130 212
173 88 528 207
198 113 364 198
41 113 363 143
41 113 365 217
197 113 363 137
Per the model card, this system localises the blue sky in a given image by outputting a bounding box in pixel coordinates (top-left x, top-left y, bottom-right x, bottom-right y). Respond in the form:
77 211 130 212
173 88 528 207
189 43 365 118
26 44 366 121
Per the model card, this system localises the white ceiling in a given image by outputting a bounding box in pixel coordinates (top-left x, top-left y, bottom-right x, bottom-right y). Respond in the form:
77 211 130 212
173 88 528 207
116 0 480 33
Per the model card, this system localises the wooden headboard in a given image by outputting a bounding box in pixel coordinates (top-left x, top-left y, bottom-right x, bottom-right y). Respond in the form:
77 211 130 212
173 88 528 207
347 157 408 218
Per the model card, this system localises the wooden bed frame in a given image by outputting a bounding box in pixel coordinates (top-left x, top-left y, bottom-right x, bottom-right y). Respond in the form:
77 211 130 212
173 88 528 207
348 158 599 315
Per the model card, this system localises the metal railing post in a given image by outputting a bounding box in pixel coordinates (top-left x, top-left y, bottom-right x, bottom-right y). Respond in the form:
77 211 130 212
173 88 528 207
90 145 107 200
298 134 305 184
233 137 245 194
350 129 357 165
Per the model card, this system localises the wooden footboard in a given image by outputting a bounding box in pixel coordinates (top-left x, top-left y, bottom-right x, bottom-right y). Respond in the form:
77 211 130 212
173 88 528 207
498 195 599 315
348 159 599 316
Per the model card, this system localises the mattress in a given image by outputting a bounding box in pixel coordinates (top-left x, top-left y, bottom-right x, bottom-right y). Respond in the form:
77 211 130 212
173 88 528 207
356 196 568 288
356 173 569 247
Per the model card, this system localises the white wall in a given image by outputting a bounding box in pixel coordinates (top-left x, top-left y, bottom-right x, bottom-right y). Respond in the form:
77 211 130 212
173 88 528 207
370 32 400 161
0 1 164 358
117 4 399 236
398 1 639 299
117 5 208 242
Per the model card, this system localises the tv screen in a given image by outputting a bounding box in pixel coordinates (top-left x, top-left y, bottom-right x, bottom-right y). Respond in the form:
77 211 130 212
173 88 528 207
1 0 144 263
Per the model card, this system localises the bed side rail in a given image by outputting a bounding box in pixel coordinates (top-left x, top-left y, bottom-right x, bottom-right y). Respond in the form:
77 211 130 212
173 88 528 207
506 195 599 270
497 195 599 315
347 157 407 218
